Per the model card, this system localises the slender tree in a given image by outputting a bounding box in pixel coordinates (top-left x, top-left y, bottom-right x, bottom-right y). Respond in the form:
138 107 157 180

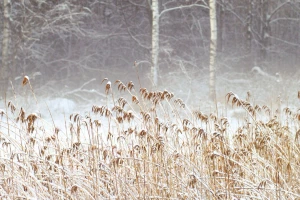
1 0 11 95
259 0 270 64
209 0 217 101
151 0 159 87
246 0 253 55
217 0 224 52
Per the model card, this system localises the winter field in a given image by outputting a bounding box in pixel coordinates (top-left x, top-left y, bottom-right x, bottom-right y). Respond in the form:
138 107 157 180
1 67 300 199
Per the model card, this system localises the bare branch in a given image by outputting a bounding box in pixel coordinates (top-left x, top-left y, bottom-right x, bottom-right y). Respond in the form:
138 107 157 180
159 3 209 18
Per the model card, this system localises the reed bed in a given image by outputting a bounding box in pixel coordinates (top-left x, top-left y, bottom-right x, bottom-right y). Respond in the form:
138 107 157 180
0 77 300 199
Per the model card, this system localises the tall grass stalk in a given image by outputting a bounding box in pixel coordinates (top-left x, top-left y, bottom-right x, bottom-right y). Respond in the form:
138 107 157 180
0 78 300 199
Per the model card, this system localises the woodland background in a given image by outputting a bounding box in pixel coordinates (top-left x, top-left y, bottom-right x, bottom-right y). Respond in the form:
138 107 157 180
1 0 300 102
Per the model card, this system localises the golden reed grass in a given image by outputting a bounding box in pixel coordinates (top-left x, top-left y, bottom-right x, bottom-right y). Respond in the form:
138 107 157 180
0 77 299 199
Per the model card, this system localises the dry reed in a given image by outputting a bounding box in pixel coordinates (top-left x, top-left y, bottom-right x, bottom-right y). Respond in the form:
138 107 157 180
0 77 300 199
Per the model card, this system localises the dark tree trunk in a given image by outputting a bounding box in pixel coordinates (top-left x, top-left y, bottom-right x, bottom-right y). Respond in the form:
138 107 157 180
1 0 11 97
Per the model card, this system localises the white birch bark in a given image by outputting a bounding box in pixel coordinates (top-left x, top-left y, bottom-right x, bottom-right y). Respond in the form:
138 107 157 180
151 0 159 87
209 0 217 101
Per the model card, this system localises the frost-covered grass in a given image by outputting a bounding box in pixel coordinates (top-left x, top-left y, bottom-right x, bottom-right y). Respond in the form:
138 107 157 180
1 75 300 199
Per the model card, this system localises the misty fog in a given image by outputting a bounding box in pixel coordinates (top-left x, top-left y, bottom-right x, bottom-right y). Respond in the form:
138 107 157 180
1 0 300 127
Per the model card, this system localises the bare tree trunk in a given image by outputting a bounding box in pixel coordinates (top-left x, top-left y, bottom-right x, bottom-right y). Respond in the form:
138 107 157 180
209 0 217 101
217 0 224 53
246 0 253 54
259 0 269 64
151 0 159 87
245 0 254 69
1 0 11 96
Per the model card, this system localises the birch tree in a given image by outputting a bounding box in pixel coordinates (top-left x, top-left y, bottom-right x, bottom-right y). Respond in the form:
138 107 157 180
151 0 159 87
1 0 11 95
209 0 217 101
